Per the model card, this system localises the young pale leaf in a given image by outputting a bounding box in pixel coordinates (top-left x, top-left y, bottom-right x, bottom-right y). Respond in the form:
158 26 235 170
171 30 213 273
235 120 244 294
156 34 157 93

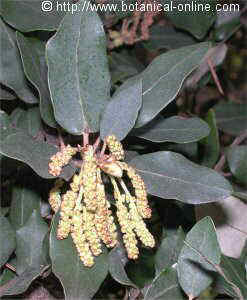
178 216 221 298
0 216 16 268
133 116 210 143
130 151 232 204
50 213 108 300
163 0 217 39
214 102 247 136
0 19 37 103
0 265 49 297
47 0 111 134
100 78 142 140
109 244 137 288
15 210 49 275
9 186 41 230
16 32 57 128
215 255 247 299
155 227 185 275
201 109 220 168
0 0 71 32
133 42 210 128
144 267 184 300
226 146 247 185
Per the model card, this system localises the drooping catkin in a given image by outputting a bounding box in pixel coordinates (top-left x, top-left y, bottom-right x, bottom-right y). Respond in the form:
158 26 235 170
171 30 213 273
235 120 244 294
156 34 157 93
81 145 98 211
48 179 64 213
95 169 117 247
106 135 125 160
57 190 77 239
121 162 151 219
49 145 77 176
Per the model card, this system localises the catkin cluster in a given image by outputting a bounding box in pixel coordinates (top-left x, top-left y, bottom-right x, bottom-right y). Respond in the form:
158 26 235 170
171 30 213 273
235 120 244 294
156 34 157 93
48 135 154 267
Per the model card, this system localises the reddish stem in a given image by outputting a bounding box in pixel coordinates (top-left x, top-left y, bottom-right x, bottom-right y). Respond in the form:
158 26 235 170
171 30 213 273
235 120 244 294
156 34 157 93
207 58 224 95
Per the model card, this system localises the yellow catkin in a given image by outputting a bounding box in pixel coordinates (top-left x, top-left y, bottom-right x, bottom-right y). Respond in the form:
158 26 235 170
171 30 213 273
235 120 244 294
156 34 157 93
126 194 155 248
111 178 139 259
70 174 81 193
49 145 77 176
71 210 94 267
106 135 125 160
81 145 98 211
95 169 117 247
82 207 102 256
121 162 151 219
48 179 64 212
57 190 77 239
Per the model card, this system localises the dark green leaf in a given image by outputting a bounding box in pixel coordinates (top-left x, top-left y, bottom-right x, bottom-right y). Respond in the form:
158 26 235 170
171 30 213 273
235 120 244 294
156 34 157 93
0 268 16 286
227 146 247 185
0 111 59 179
101 78 142 140
16 32 57 128
109 244 137 288
214 102 247 136
13 107 43 138
0 216 16 268
0 19 37 103
215 255 247 299
155 227 185 274
50 213 108 300
165 142 198 160
109 51 142 84
0 0 72 32
0 87 16 100
130 151 232 204
46 0 111 134
10 186 41 230
0 265 49 297
133 116 210 143
134 42 210 127
178 217 221 298
144 267 184 300
201 109 220 168
163 0 217 39
143 25 196 51
16 210 49 275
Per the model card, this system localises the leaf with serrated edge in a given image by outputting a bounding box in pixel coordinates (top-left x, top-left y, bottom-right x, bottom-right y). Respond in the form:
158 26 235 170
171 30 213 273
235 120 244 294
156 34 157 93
50 213 108 300
130 151 232 204
134 42 210 127
0 19 37 103
16 32 57 128
133 116 210 143
0 216 16 268
101 78 142 140
178 216 221 298
47 0 111 134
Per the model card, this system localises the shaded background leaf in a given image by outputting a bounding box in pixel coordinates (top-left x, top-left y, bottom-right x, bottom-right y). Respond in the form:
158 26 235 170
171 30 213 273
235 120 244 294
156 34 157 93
16 32 57 128
227 145 247 186
0 19 37 103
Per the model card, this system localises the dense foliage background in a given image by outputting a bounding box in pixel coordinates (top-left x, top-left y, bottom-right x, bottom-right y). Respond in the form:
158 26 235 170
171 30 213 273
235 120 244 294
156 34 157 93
0 0 247 299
